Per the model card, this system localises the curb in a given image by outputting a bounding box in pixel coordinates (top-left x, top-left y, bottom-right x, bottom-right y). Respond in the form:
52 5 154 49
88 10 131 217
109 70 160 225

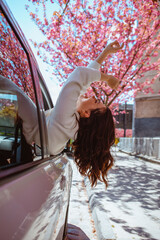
119 150 160 165
84 178 116 240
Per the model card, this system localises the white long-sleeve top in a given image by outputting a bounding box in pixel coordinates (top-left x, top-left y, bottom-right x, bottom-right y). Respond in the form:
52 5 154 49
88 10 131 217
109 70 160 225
46 60 101 155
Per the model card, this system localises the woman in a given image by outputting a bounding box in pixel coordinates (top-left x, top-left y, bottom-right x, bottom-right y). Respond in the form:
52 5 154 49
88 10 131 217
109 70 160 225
46 40 123 187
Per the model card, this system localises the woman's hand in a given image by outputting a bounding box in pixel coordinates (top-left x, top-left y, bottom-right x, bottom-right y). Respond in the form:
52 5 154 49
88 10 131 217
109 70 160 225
101 73 119 90
104 40 124 54
96 40 124 65
107 75 119 89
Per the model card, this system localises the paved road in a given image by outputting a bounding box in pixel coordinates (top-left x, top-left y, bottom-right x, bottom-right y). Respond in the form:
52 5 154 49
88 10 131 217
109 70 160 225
86 151 160 240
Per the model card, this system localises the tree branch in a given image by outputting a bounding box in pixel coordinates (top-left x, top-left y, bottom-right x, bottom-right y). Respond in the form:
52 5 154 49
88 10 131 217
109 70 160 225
108 84 126 107
60 0 70 17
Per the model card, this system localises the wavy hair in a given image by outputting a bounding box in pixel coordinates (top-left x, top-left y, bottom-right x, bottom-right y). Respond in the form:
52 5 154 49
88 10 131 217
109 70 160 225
72 107 115 188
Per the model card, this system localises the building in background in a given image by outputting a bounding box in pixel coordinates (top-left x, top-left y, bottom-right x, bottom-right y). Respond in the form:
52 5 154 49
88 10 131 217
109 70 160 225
134 46 160 137
134 87 160 137
133 0 160 138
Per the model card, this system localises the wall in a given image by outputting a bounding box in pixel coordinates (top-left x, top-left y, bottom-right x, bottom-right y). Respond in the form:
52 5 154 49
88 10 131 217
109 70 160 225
118 137 160 160
134 21 160 137
134 95 160 137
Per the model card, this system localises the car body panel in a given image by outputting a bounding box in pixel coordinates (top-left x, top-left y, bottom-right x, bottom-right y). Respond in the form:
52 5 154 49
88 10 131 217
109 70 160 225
0 155 72 240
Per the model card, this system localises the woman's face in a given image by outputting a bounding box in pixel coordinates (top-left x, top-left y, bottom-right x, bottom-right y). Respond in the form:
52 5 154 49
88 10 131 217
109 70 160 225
76 95 106 117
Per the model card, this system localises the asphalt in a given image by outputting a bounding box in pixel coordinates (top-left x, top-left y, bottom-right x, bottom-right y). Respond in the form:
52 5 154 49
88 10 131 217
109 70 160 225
66 150 160 240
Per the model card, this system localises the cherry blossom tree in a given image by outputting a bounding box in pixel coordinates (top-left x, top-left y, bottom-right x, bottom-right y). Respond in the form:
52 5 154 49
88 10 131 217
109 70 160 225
26 0 160 109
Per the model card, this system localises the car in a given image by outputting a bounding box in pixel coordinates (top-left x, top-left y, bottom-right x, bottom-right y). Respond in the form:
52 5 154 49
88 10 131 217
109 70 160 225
0 0 72 239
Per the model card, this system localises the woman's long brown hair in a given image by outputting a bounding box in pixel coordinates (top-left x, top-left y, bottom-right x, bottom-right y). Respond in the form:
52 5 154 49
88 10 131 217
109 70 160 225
72 107 115 188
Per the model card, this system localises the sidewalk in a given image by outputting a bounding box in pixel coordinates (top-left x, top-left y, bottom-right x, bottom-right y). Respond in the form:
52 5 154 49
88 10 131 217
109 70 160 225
112 146 160 165
67 157 98 240
119 149 160 165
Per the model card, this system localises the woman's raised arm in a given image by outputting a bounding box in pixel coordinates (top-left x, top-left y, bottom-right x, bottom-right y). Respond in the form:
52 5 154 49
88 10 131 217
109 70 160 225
96 40 124 65
96 40 124 89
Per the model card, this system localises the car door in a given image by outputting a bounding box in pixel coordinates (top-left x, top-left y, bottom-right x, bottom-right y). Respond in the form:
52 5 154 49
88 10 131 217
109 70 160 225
0 1 72 239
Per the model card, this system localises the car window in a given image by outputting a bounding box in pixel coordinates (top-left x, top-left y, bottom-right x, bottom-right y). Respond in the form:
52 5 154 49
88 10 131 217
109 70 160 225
0 10 41 169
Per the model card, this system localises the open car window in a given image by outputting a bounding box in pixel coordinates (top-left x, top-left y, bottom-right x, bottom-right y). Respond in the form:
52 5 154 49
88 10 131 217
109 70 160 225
0 9 42 169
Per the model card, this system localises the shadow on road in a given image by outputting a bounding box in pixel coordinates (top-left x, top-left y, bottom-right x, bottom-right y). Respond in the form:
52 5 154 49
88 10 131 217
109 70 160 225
90 154 160 240
106 155 159 209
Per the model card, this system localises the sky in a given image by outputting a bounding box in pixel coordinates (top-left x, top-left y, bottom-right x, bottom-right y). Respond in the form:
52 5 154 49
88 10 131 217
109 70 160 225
5 0 61 105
